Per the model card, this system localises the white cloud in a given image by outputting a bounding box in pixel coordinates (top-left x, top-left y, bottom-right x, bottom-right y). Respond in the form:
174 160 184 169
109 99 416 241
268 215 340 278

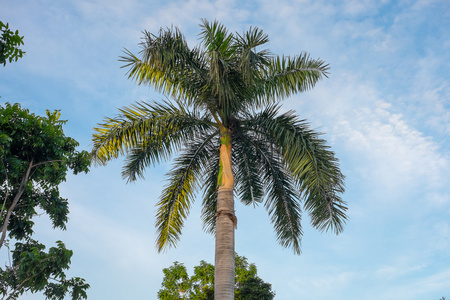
335 99 449 190
408 57 450 135
292 69 449 196
341 0 379 16
75 0 141 20
426 192 450 207
376 262 425 280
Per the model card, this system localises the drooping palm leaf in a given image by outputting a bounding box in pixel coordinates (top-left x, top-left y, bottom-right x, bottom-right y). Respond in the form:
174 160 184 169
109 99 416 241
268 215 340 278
155 132 218 252
200 139 220 235
242 105 346 235
240 131 302 254
305 187 347 234
232 127 264 206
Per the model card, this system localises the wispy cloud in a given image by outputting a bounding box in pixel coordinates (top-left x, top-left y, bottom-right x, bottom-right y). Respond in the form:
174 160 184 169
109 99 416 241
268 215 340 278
333 98 449 191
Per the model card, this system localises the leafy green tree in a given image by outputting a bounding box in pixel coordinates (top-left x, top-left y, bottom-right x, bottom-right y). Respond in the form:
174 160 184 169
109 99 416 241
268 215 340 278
157 262 191 299
92 20 347 299
191 260 214 299
0 22 25 66
234 255 274 300
0 103 90 248
0 103 90 299
0 240 89 300
158 254 275 300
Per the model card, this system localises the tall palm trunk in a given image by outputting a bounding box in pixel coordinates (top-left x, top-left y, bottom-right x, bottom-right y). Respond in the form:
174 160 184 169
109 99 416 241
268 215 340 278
215 128 235 299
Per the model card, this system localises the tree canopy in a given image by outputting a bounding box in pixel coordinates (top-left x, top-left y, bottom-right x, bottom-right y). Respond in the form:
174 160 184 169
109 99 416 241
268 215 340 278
0 103 90 299
158 254 275 300
0 240 89 300
0 22 25 66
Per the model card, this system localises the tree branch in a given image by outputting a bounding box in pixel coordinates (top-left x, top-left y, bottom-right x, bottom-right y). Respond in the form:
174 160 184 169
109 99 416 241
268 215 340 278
0 159 33 249
0 158 10 222
4 274 32 300
31 159 64 169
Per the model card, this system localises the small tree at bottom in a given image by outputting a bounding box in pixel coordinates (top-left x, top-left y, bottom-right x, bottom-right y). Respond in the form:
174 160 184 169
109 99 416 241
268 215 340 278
0 239 89 300
158 254 275 300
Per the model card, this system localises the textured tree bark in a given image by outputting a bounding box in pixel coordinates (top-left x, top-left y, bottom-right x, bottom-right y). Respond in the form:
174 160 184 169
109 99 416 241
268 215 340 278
214 129 235 300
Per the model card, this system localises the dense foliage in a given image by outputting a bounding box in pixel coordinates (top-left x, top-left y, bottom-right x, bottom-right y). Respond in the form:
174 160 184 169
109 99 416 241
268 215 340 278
0 103 90 299
0 240 89 300
0 22 25 66
0 103 89 246
158 254 275 300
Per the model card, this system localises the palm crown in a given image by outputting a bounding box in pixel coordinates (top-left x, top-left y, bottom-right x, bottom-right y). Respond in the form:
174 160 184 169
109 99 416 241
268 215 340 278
91 20 346 255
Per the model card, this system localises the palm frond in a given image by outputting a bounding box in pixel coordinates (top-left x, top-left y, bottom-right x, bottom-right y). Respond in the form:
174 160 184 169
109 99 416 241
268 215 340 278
155 132 218 252
258 53 329 103
199 19 234 56
120 27 207 102
198 19 251 121
306 188 347 234
91 100 214 167
120 134 180 183
232 127 264 206
241 133 302 254
243 105 346 236
234 26 271 85
200 140 220 234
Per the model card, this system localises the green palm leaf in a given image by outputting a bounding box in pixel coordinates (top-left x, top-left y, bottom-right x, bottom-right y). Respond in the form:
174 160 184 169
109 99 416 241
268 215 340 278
305 187 347 234
155 132 218 252
258 54 329 103
92 100 214 166
120 28 206 103
243 105 346 235
240 132 302 253
234 26 271 85
232 128 264 206
200 150 220 235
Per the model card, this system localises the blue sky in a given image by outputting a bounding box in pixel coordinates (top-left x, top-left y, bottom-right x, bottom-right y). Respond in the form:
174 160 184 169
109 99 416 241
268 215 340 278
1 0 449 299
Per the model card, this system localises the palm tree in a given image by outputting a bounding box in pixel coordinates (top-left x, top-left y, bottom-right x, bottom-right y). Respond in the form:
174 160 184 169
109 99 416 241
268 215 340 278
91 20 347 299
